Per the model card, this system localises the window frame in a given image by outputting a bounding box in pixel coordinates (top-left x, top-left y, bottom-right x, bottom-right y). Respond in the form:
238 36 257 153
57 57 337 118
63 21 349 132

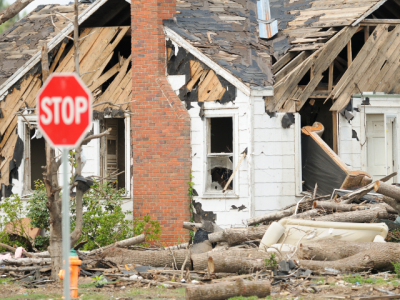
202 109 239 197
17 114 131 199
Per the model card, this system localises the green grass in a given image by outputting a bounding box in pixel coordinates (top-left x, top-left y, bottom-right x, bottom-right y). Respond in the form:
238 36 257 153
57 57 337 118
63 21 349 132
79 281 97 289
344 275 387 285
0 278 12 285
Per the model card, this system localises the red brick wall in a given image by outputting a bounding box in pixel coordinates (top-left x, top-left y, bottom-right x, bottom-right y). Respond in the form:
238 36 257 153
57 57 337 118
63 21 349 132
131 0 191 244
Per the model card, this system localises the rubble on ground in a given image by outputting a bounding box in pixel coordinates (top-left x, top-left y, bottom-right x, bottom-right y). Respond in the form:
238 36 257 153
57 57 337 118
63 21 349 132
3 177 400 298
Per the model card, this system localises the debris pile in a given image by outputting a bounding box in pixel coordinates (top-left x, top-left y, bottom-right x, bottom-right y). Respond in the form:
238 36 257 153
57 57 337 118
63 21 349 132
4 176 400 298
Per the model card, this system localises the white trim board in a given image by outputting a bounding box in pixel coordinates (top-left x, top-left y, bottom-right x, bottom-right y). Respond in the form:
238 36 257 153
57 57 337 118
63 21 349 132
164 26 252 97
0 0 111 98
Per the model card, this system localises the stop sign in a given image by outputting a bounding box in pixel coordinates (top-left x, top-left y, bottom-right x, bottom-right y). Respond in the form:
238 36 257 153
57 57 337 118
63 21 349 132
37 73 92 149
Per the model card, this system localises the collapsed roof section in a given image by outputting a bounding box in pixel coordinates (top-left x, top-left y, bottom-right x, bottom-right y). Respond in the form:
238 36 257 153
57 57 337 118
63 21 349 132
163 0 274 87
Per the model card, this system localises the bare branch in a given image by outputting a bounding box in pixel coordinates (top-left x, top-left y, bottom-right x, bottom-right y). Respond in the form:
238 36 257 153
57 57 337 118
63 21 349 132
54 11 73 23
80 68 99 77
81 128 111 144
51 16 74 41
15 112 32 130
79 30 98 42
0 0 35 25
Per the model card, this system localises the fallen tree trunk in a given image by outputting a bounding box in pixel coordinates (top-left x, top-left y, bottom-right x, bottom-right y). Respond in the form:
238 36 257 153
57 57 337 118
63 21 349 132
297 247 399 273
375 181 400 214
185 278 271 300
91 247 191 270
3 258 51 266
0 0 35 25
298 240 400 261
247 209 294 226
192 250 270 272
381 196 400 214
0 243 34 258
208 225 269 245
313 201 366 211
87 234 145 256
315 207 389 222
285 209 319 219
183 222 222 233
0 266 45 272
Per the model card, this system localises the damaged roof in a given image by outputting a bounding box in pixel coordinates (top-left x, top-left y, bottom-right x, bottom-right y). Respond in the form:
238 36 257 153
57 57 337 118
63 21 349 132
0 3 90 87
164 0 274 87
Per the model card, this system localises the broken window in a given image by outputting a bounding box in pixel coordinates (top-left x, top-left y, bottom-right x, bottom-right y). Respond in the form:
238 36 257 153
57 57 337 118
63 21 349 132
206 117 234 192
100 118 126 190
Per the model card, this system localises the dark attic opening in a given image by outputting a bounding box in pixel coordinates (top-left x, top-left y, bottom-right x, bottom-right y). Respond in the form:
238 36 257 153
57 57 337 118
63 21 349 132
80 0 131 27
207 117 233 192
30 129 46 190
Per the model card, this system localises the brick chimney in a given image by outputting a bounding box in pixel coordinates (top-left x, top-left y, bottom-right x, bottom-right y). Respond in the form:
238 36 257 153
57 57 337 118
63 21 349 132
131 0 191 243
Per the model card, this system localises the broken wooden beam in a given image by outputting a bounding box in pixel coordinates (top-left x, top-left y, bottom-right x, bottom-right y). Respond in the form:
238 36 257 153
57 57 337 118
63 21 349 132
208 225 269 246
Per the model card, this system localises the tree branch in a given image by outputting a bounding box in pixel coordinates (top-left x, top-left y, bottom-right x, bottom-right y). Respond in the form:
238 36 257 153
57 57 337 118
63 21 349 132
81 128 111 144
0 0 34 25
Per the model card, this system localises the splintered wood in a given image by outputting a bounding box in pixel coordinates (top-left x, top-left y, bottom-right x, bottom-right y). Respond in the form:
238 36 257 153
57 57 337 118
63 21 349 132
187 60 226 102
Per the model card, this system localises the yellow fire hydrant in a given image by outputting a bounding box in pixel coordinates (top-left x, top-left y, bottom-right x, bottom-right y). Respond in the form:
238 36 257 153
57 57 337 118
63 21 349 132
58 249 82 298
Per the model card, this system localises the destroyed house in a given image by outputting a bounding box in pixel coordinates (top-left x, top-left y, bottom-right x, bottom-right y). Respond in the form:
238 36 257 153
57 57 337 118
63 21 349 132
1 0 400 241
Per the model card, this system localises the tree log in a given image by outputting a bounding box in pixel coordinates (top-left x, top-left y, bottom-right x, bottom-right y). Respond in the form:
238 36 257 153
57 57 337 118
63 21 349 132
285 209 319 219
87 234 145 256
0 266 44 272
3 258 51 266
313 201 364 211
185 278 271 300
381 196 400 215
315 207 389 222
246 209 294 226
298 246 399 273
298 239 400 261
0 243 34 258
191 250 270 272
208 225 269 245
91 247 191 270
0 0 35 25
183 222 222 233
375 181 400 215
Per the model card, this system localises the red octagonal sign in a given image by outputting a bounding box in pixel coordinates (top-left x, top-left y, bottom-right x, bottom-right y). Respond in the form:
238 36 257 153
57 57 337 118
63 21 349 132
37 73 92 149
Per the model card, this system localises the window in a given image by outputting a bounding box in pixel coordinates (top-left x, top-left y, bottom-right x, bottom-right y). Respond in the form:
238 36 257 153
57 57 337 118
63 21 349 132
206 117 234 193
100 118 126 190
257 0 278 39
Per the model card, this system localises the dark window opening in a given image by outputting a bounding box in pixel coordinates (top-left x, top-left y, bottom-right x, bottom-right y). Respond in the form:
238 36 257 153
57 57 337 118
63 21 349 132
102 118 125 190
210 117 233 153
207 117 234 192
30 129 46 189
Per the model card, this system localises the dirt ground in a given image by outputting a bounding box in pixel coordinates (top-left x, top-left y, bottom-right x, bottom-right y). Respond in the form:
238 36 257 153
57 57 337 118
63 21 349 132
1 274 400 299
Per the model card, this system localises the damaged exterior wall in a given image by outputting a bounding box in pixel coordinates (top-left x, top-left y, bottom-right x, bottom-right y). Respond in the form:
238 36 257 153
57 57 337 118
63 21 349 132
338 94 400 183
168 72 301 226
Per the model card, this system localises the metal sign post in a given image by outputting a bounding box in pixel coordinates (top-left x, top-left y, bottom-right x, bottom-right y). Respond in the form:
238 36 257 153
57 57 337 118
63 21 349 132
36 73 92 300
62 149 71 300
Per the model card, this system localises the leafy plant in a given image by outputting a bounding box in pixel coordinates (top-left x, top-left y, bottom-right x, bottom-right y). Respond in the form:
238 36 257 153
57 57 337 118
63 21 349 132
392 262 400 278
264 253 278 269
0 194 31 250
93 275 107 287
26 180 49 230
133 215 161 244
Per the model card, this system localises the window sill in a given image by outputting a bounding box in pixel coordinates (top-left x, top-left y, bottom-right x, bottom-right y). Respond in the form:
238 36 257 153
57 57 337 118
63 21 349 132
200 193 239 199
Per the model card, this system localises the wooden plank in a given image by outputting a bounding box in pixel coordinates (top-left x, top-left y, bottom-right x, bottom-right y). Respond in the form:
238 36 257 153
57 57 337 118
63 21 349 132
361 19 400 25
87 51 113 86
347 40 352 67
89 62 120 92
83 26 130 84
330 25 394 111
364 26 370 43
275 51 309 83
49 40 68 73
294 26 359 111
289 44 324 52
329 25 387 110
272 52 297 74
352 0 389 26
328 63 334 91
96 54 132 105
332 111 338 154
